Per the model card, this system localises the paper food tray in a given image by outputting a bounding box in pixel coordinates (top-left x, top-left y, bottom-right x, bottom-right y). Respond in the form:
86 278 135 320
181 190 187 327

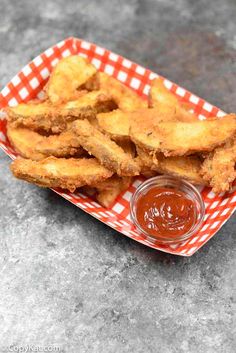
0 37 235 256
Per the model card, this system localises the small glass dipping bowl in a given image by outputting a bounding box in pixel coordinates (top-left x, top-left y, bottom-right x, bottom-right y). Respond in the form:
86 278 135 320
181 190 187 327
130 175 205 243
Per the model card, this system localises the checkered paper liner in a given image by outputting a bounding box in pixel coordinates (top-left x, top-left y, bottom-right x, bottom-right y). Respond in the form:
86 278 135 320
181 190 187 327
0 37 235 256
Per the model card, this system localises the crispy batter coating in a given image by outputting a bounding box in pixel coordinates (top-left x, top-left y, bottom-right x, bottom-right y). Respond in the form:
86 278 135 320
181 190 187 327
97 109 130 141
99 72 146 111
130 113 236 156
117 140 136 158
46 55 97 103
80 186 97 197
81 72 100 91
8 55 236 201
36 130 84 157
136 146 159 170
72 119 140 176
80 174 132 207
149 79 197 122
94 175 132 207
129 107 181 128
11 157 113 192
97 106 184 143
6 91 116 133
157 155 205 185
149 79 179 108
91 140 134 207
7 124 46 160
201 139 236 193
135 145 157 178
137 147 206 185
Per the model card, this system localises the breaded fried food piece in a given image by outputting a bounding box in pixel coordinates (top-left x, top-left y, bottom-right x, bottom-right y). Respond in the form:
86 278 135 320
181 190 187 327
136 146 159 170
149 79 179 108
94 175 132 207
117 140 136 158
80 175 132 207
6 91 116 133
129 107 182 128
36 131 84 157
99 72 146 111
72 119 140 176
149 79 196 122
157 155 205 185
80 186 97 197
80 72 100 91
201 139 236 193
135 148 158 178
97 106 182 143
46 55 97 103
130 113 236 156
11 157 113 192
7 124 46 160
129 108 182 154
93 141 134 207
137 147 206 185
97 109 130 141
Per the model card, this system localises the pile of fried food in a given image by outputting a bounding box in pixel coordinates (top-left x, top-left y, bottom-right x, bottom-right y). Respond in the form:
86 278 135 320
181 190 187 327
6 55 236 207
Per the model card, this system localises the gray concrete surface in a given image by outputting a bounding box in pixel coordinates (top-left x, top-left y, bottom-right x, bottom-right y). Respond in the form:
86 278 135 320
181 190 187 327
0 1 235 352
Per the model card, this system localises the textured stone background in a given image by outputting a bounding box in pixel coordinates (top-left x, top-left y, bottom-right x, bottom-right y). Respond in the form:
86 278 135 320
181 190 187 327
0 1 235 352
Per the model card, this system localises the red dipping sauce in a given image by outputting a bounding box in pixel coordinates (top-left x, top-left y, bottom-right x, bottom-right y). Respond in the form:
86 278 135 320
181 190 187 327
136 187 196 239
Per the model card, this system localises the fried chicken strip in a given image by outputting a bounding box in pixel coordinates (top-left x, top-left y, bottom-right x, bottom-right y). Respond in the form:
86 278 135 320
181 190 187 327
72 119 140 176
7 124 46 160
6 91 116 133
99 72 146 111
137 147 206 185
130 113 236 156
45 55 97 103
149 78 196 122
35 130 84 157
201 139 236 193
11 157 113 192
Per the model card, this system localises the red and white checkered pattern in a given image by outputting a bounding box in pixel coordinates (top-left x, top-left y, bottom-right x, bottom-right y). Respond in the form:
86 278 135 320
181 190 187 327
0 37 235 256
